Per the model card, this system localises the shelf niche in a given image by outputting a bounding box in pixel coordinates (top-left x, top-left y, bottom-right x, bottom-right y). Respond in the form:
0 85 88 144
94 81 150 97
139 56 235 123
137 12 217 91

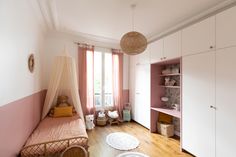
150 58 182 137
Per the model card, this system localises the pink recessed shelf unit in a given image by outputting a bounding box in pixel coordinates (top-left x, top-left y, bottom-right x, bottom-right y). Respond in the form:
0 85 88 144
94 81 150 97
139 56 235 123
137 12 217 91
150 58 182 137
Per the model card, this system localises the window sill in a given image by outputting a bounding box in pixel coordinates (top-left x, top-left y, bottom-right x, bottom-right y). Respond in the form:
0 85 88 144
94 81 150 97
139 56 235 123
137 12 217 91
95 106 114 111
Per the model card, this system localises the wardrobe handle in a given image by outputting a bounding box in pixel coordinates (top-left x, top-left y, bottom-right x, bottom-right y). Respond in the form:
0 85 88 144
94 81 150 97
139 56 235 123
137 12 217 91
210 46 214 49
163 57 167 59
210 105 216 110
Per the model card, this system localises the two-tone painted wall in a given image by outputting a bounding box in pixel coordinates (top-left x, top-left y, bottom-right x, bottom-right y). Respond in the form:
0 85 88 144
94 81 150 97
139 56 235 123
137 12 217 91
0 0 46 156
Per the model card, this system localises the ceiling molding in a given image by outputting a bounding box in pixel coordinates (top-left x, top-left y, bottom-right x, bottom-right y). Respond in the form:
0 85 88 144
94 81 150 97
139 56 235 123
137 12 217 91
37 0 52 29
47 30 120 49
148 0 236 43
48 0 60 30
26 0 48 31
38 0 236 46
37 0 60 30
61 29 120 47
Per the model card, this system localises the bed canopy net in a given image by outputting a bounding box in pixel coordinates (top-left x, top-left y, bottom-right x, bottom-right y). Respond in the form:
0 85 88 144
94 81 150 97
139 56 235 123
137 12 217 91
42 54 84 122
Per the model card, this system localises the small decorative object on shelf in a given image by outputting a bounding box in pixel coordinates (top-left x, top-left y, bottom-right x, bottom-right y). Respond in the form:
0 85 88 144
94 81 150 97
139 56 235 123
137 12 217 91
171 66 179 74
161 97 169 102
162 68 171 75
164 77 176 86
161 64 180 75
172 104 180 111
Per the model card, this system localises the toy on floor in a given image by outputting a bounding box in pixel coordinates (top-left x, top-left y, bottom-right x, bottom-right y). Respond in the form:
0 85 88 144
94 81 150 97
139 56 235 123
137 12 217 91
85 114 95 130
98 109 106 118
96 109 107 126
107 110 120 125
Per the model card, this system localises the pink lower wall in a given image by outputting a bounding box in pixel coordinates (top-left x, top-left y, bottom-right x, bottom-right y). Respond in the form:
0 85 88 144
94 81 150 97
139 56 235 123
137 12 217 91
0 89 127 157
0 90 46 157
123 89 129 106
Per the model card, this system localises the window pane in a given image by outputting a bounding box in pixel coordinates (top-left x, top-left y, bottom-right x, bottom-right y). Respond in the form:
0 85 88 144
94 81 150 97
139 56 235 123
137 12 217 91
86 51 94 109
104 53 113 106
94 51 102 107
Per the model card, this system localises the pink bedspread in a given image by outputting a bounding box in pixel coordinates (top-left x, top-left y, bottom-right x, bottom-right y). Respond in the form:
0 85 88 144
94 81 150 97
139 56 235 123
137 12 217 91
21 115 88 156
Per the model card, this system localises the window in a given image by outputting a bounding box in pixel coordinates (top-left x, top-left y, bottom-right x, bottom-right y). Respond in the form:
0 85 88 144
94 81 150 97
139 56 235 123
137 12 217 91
94 50 113 108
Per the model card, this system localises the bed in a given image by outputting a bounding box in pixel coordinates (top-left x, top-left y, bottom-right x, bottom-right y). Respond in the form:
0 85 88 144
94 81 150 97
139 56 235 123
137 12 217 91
21 115 88 157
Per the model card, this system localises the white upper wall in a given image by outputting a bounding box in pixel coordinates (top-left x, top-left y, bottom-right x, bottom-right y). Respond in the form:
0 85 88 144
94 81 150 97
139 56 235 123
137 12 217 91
43 31 129 90
0 0 46 106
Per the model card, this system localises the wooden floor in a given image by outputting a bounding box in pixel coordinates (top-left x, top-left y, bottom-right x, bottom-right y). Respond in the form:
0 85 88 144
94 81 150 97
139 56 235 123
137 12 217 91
87 122 192 157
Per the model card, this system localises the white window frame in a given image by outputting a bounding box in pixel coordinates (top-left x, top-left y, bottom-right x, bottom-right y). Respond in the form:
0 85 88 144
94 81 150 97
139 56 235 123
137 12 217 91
94 48 113 110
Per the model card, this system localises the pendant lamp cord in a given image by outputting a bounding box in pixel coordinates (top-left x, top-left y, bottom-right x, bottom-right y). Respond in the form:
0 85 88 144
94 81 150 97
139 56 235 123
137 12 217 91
131 4 136 31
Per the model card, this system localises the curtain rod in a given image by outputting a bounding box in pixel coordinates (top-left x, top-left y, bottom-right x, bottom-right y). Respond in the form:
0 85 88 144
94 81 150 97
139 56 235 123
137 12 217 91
73 42 119 50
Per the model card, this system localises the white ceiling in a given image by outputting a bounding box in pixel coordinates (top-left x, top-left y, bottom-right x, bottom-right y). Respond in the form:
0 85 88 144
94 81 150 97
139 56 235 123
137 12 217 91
40 0 231 43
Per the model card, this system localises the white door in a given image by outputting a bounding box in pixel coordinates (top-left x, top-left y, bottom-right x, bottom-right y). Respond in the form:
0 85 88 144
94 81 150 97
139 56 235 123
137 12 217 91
149 39 163 63
182 51 215 157
182 16 215 56
135 64 150 129
216 6 236 49
216 47 236 157
129 56 137 121
163 31 181 60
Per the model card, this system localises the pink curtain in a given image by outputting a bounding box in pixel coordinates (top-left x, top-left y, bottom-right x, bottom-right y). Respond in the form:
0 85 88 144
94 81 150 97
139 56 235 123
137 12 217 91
78 45 95 115
112 49 124 118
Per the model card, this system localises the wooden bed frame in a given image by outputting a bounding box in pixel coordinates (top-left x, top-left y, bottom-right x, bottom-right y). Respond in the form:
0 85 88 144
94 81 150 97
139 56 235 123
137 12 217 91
21 136 88 157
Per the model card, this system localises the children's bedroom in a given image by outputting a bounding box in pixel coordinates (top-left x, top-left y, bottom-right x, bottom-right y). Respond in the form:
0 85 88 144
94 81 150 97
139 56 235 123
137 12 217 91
1 0 236 157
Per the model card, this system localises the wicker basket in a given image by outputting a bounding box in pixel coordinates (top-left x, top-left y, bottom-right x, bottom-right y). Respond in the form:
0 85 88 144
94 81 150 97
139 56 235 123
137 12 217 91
157 122 174 137
96 117 107 126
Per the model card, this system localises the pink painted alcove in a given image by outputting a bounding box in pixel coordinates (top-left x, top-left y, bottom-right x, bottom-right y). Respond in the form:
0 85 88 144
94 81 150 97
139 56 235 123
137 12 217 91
150 58 182 133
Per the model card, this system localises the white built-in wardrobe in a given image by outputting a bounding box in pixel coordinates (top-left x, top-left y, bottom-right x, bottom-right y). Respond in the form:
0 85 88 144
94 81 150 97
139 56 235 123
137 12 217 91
182 5 236 157
129 4 236 157
129 49 150 129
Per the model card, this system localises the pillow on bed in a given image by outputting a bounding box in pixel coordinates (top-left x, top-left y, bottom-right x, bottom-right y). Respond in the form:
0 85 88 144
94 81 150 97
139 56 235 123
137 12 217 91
53 106 73 118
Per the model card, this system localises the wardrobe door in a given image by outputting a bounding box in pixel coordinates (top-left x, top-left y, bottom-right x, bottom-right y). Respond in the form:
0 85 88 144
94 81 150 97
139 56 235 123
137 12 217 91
163 31 181 60
149 39 163 64
182 52 215 157
135 64 150 129
216 6 236 49
182 16 215 56
129 56 137 121
216 47 236 157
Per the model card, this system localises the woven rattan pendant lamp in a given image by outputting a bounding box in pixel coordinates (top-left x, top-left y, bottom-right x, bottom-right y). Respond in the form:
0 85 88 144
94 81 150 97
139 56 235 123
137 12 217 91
120 4 147 55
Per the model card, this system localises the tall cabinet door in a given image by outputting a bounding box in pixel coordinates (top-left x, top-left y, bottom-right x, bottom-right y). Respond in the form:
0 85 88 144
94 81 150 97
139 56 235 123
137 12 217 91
216 47 236 157
129 56 137 121
216 6 236 49
149 39 163 64
182 52 215 157
182 16 215 56
135 64 150 129
163 31 181 60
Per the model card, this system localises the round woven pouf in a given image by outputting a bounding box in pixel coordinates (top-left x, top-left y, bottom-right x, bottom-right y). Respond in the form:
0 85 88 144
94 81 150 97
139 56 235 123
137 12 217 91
116 152 149 157
106 132 139 150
